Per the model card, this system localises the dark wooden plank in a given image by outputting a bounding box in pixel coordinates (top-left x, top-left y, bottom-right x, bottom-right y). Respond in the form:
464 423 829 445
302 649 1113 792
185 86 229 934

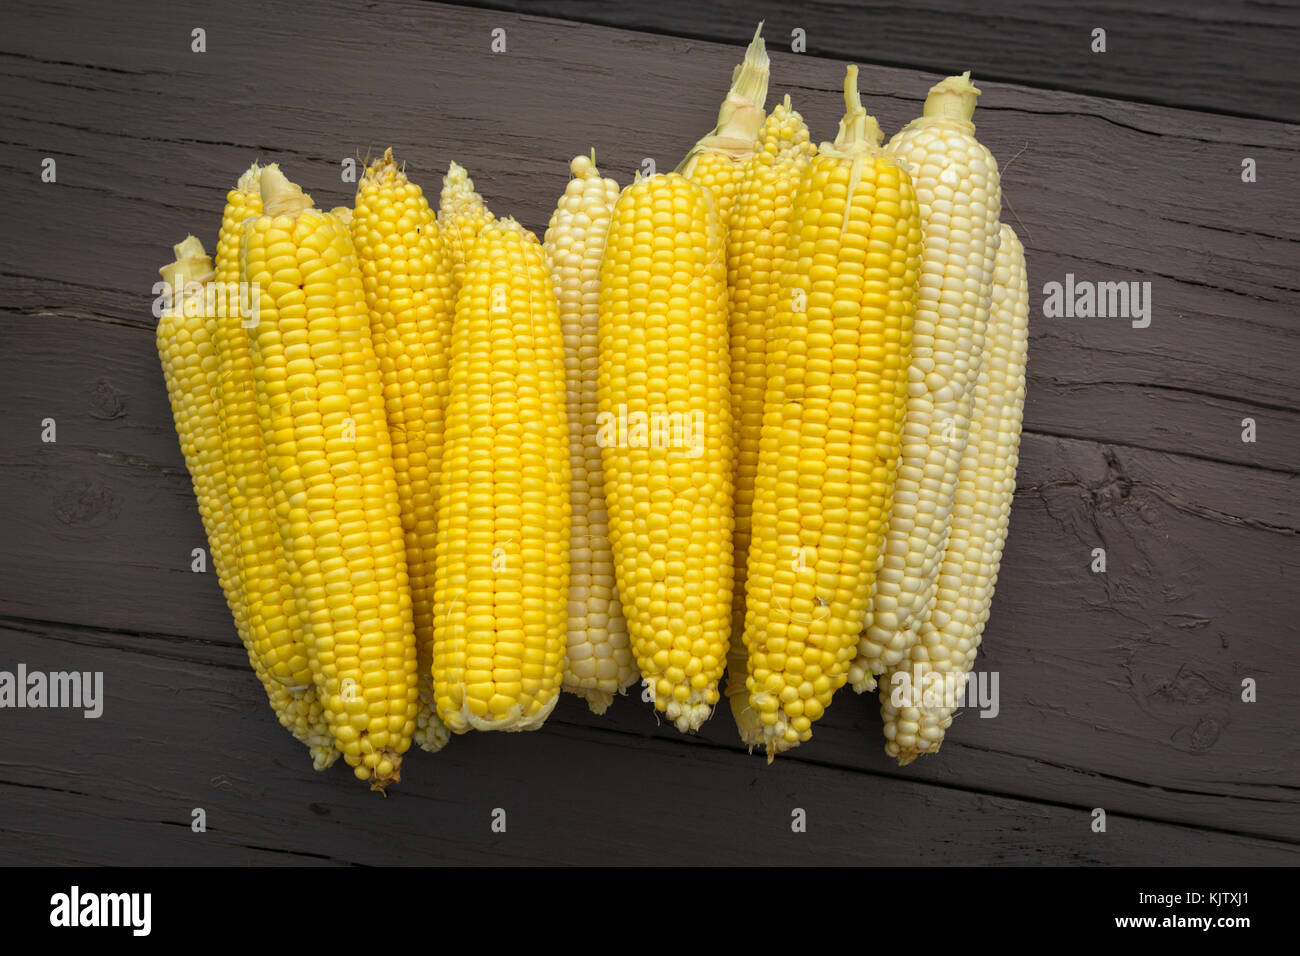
458 0 1300 122
3 306 1296 619
695 434 1300 842
2 2 1296 471
2 619 1296 865
3 303 1297 841
1 0 1297 862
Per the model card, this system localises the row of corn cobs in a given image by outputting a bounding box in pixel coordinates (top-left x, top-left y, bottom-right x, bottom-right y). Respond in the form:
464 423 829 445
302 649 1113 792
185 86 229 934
156 25 1027 788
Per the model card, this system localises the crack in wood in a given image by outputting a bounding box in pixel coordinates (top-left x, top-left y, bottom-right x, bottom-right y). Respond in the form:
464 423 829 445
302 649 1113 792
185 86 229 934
454 0 1300 123
1021 465 1300 535
1037 377 1300 417
1023 428 1300 480
0 49 154 76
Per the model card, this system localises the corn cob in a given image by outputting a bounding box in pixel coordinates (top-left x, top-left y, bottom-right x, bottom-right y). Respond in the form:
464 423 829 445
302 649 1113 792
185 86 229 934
351 147 454 753
543 152 636 714
214 166 337 767
598 172 734 733
433 218 570 732
438 161 494 290
880 222 1027 764
216 163 313 689
721 96 816 735
739 66 921 757
679 22 769 233
850 72 1002 693
157 237 336 770
241 167 417 787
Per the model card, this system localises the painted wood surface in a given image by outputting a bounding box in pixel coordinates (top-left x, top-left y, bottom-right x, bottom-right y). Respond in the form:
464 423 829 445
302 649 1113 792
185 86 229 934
0 0 1296 864
464 0 1300 122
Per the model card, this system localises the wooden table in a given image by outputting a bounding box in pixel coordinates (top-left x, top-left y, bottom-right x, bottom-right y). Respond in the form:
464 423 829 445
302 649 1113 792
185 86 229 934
1 0 1297 865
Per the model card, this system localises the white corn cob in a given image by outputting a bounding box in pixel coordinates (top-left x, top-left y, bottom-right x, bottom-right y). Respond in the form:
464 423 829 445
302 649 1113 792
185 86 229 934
850 71 1002 692
880 222 1028 764
543 152 636 714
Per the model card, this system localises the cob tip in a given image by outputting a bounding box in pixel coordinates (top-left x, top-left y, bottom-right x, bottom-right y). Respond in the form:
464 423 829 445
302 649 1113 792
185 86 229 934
440 160 494 224
362 752 404 793
493 214 539 244
570 150 597 179
829 64 883 154
923 70 981 124
442 160 474 199
680 21 770 170
235 161 262 192
361 146 406 187
159 235 214 289
727 689 768 754
259 163 314 217
575 688 615 716
730 21 769 109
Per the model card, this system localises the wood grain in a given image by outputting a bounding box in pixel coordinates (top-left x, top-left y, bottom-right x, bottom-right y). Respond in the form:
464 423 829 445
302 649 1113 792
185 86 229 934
2 619 1296 865
2 306 1296 842
461 0 1300 122
0 0 1297 863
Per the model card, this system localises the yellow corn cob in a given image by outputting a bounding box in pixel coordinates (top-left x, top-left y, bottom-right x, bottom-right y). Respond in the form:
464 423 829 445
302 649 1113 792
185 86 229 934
721 96 815 734
157 237 336 770
216 165 313 691
679 22 769 233
351 147 454 753
214 165 337 768
739 66 921 757
850 72 1002 693
543 152 636 714
217 163 310 687
433 218 570 732
880 222 1027 764
438 161 494 290
598 172 734 733
241 167 417 787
